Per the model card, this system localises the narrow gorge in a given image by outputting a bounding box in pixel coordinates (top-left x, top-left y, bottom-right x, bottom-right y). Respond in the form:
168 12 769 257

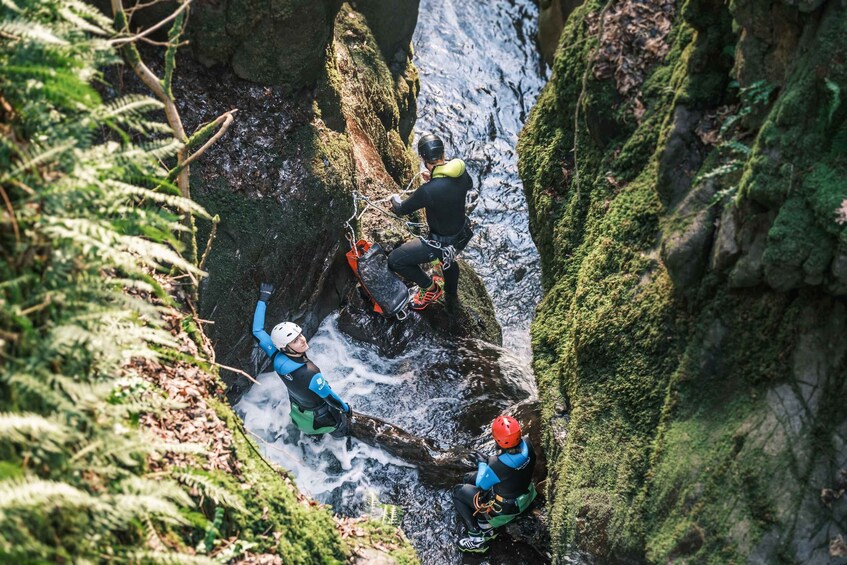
2 0 845 563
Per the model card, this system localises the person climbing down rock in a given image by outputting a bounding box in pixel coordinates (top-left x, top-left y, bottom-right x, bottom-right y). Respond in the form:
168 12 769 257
388 133 474 310
252 283 350 438
452 415 537 554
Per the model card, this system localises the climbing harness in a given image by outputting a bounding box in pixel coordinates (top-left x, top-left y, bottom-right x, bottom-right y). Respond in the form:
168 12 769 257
472 491 502 518
343 171 475 318
471 483 538 528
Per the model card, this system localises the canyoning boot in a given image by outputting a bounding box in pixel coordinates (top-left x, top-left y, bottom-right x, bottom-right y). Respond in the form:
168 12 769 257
457 531 492 553
411 276 444 310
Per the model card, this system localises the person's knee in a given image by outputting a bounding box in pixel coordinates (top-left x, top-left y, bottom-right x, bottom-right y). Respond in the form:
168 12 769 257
387 250 402 271
451 484 463 500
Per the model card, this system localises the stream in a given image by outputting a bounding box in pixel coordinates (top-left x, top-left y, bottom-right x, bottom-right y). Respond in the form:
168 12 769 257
236 1 548 562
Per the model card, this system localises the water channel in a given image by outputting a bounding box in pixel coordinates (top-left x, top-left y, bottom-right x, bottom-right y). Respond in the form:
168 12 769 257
236 1 547 562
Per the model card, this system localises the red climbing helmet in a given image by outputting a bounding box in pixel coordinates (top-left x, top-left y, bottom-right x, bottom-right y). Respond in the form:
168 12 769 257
492 416 522 449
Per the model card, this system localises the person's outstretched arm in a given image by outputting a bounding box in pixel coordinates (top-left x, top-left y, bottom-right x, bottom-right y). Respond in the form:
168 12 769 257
252 283 276 358
391 185 429 216
308 373 350 413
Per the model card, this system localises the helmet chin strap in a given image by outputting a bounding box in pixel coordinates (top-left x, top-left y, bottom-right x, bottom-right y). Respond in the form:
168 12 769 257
284 343 308 356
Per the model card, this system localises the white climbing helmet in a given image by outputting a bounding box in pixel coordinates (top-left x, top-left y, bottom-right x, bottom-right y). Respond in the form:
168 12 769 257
271 321 302 350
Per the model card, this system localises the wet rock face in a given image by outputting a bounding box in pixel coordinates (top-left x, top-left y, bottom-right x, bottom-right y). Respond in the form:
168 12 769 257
189 0 343 87
524 0 847 561
349 0 420 63
168 56 355 400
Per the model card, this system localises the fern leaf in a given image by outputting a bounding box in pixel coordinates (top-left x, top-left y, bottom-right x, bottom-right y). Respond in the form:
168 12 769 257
128 551 217 565
0 413 68 447
0 19 67 44
173 470 249 514
0 478 98 512
0 140 76 183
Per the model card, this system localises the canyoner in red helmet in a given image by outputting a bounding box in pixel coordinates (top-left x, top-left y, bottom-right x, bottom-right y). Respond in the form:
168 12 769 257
451 415 538 553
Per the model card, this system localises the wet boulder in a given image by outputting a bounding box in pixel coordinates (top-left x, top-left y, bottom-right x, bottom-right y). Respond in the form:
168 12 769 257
189 0 344 87
349 0 420 65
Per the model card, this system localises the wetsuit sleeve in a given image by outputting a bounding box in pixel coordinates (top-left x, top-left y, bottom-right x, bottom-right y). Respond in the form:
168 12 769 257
308 373 349 412
252 301 277 358
393 185 429 215
475 459 501 490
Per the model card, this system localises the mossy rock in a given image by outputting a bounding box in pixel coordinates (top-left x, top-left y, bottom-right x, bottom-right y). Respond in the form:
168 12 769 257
189 0 343 87
521 0 847 562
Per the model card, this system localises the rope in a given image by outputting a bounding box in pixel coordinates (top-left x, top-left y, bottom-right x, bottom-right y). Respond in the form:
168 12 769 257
472 491 501 517
343 171 469 272
343 172 425 254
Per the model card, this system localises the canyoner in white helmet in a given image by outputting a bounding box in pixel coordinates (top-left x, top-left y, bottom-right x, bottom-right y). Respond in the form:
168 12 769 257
270 321 302 350
251 283 350 437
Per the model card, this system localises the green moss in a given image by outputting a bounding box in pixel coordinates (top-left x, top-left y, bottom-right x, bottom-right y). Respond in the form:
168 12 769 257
207 399 349 563
518 0 847 561
356 520 419 564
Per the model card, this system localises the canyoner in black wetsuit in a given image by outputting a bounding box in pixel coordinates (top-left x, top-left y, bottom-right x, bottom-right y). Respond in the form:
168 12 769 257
251 283 350 438
388 133 474 310
452 415 537 553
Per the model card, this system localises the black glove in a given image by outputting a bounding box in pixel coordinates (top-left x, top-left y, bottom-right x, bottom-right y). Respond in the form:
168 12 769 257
389 194 402 214
344 403 352 415
258 282 274 303
473 450 487 463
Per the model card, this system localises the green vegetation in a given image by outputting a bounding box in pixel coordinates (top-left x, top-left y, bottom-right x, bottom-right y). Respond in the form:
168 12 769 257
519 0 846 561
0 0 214 558
0 0 355 560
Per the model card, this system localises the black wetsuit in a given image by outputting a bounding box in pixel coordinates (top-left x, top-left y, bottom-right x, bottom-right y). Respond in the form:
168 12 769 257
252 301 349 437
280 355 349 437
389 159 473 294
452 439 536 531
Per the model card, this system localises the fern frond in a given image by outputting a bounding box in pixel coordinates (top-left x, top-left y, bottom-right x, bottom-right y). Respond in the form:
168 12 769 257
57 7 108 35
128 551 217 565
95 94 164 120
0 478 98 512
120 476 194 507
106 180 211 219
0 413 69 447
0 140 76 183
109 494 188 526
151 442 207 456
2 372 77 413
0 19 67 44
173 470 249 514
61 0 114 29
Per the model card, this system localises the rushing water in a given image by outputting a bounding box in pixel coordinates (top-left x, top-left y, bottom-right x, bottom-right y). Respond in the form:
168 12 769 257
414 0 546 357
236 1 547 563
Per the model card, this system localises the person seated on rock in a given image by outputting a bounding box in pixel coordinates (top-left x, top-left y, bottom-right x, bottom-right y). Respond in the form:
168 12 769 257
252 283 350 438
452 415 537 553
388 133 474 310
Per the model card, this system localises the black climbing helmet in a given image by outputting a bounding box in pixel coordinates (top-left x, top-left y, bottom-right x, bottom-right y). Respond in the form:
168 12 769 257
417 133 445 163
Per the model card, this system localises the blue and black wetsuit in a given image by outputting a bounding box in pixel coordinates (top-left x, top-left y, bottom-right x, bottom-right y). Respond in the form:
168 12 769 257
252 301 349 437
389 159 474 294
452 438 537 530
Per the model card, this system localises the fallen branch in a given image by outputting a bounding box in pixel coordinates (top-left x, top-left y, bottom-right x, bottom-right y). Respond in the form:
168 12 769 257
213 362 260 385
198 214 219 272
180 110 237 170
